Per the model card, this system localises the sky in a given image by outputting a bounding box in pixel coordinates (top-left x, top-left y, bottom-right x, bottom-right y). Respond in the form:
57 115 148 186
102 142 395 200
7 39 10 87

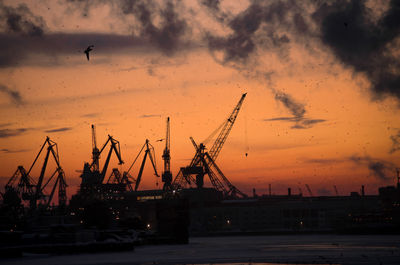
0 0 400 198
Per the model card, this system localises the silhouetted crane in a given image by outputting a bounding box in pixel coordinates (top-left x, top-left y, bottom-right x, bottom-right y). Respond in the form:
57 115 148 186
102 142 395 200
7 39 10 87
333 185 339 196
122 139 159 191
305 184 313 197
5 137 67 209
172 93 247 198
189 137 247 198
80 127 123 191
162 117 173 190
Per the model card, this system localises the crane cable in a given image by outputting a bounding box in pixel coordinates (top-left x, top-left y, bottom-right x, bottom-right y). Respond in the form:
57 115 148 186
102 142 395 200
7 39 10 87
244 102 249 157
202 120 225 146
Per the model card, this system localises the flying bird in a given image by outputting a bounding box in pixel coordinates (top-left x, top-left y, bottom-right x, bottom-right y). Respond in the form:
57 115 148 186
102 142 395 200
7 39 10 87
156 139 165 142
84 45 94 61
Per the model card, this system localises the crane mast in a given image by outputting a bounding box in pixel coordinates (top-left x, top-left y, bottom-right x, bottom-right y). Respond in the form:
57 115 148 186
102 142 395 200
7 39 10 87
162 117 173 190
91 124 100 172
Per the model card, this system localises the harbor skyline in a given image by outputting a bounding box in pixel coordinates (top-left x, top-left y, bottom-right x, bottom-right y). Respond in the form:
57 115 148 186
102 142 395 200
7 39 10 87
1 0 400 196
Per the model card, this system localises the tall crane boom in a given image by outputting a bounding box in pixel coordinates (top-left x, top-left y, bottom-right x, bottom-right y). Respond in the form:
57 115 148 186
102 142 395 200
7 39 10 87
98 135 124 183
305 184 313 197
209 93 246 161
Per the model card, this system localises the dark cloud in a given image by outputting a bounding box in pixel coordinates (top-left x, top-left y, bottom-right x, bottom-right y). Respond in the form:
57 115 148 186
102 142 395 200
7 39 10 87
0 33 146 67
0 0 191 67
0 29 196 67
200 0 227 22
349 155 397 180
275 92 305 121
44 127 73 133
139 114 161 118
0 84 23 105
205 3 263 64
314 0 400 100
0 1 46 36
0 128 29 138
201 0 400 103
265 92 326 129
389 130 400 154
203 1 308 65
55 0 190 55
117 0 188 55
201 0 221 13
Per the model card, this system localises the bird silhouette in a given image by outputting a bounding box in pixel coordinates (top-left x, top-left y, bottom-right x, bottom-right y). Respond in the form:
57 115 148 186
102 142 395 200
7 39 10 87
84 45 94 61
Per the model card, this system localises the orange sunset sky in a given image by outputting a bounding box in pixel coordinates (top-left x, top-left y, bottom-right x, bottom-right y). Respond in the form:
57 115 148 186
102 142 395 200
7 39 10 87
1 0 400 197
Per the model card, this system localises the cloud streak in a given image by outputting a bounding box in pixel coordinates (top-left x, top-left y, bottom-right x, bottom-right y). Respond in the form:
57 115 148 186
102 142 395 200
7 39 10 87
0 128 29 138
44 127 73 133
139 114 161 118
0 84 23 105
349 155 397 180
264 92 326 129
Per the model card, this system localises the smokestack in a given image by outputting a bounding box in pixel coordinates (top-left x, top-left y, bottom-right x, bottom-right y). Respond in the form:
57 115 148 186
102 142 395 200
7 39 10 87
361 185 365 196
253 188 257 198
397 169 400 189
269 184 271 196
288 188 291 197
